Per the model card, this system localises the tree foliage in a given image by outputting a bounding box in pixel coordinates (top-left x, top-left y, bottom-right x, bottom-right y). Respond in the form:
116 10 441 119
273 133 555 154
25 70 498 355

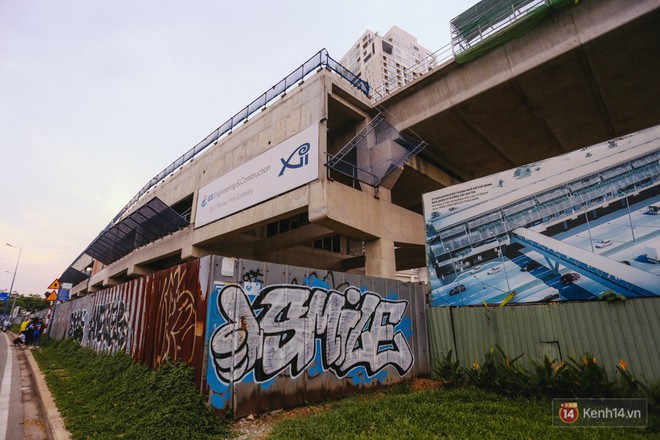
13 294 50 313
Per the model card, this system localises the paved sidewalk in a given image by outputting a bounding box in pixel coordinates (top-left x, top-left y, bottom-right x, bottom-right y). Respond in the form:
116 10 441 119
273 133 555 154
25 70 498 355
23 346 71 440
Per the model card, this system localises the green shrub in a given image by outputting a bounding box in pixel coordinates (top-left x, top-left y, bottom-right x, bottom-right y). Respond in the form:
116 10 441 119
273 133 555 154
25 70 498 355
529 355 574 397
459 347 644 400
566 353 616 397
432 349 465 387
467 345 530 397
616 359 649 398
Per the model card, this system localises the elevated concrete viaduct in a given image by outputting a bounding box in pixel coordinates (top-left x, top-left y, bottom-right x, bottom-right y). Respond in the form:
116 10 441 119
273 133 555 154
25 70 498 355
380 0 660 181
66 0 660 296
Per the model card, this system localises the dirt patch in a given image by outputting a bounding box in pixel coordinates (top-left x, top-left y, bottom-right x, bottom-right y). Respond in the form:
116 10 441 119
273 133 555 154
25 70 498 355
230 403 332 440
410 378 444 392
231 415 275 440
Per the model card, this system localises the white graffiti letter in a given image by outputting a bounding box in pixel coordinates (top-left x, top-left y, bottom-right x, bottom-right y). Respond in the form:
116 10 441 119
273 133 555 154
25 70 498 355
210 285 262 382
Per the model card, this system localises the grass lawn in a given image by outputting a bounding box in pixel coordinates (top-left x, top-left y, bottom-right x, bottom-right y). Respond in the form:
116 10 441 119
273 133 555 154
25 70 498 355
31 339 656 439
32 339 229 439
269 385 655 439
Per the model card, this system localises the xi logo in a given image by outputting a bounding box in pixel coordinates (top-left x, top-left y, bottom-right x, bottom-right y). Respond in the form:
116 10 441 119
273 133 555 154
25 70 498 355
278 143 310 176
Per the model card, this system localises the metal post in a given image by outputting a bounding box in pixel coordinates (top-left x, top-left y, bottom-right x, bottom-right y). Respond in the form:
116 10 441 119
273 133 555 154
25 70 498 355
3 243 22 317
584 211 595 253
498 241 512 295
623 195 636 242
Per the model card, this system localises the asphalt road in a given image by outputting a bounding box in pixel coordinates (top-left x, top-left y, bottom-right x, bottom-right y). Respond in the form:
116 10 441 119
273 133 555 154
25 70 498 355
0 332 49 439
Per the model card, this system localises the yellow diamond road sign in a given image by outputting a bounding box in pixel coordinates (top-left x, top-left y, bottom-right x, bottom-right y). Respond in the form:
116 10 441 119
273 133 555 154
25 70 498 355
48 279 60 290
46 291 58 301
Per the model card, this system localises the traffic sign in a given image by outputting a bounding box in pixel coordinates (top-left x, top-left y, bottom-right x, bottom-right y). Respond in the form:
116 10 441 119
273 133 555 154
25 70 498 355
58 288 70 302
0 292 8 301
48 279 61 290
46 291 58 301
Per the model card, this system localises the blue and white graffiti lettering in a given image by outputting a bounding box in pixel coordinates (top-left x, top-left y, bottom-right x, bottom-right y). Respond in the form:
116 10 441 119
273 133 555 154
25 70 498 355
209 284 414 383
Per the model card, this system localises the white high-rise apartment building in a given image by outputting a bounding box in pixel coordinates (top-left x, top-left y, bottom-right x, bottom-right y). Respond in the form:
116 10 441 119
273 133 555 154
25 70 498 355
339 25 435 97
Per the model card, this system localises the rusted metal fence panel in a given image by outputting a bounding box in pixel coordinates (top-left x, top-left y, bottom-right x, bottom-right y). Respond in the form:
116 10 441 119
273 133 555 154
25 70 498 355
137 260 208 385
428 299 660 381
204 256 430 418
48 259 208 385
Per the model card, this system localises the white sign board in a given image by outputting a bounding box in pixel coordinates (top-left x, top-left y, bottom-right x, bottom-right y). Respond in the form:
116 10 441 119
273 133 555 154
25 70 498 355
195 124 319 227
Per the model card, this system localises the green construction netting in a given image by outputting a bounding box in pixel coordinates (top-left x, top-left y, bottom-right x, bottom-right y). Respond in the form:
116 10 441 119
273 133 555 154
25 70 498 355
452 0 577 64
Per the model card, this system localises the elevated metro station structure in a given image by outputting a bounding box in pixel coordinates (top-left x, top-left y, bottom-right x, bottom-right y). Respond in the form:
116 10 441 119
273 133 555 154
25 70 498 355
61 0 660 297
511 227 660 296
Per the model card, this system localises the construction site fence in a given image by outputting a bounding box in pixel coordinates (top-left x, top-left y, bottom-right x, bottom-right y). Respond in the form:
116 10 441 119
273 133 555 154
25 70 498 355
47 255 430 418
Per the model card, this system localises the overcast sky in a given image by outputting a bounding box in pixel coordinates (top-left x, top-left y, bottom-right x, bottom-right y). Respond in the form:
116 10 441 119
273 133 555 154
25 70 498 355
0 0 476 297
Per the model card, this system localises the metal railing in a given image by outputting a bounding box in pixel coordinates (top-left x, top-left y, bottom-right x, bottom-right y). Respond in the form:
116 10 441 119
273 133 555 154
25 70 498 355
370 43 454 100
370 0 570 101
106 49 368 229
59 49 369 281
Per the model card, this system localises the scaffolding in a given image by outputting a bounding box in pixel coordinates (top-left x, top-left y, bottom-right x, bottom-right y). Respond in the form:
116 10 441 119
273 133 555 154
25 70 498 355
451 0 576 63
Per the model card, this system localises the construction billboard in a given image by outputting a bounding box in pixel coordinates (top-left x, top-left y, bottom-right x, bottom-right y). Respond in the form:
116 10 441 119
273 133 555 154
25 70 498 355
423 125 660 307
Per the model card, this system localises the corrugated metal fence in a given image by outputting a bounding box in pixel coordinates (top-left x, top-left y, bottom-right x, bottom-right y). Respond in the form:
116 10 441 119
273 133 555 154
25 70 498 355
205 256 430 417
48 256 430 417
427 299 660 380
49 260 208 386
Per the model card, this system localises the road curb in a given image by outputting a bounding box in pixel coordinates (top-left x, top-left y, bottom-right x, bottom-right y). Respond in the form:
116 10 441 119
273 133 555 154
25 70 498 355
24 347 71 440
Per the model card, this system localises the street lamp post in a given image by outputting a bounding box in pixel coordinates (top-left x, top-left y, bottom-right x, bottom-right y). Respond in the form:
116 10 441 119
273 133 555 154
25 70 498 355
3 243 22 318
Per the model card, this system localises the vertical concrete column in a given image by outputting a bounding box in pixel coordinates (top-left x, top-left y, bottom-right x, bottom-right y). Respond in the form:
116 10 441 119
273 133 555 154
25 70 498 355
364 238 396 279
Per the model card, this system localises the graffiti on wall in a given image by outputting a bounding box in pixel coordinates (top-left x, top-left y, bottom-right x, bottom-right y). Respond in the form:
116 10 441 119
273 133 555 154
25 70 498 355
68 309 87 341
87 300 129 351
209 284 414 385
153 266 198 364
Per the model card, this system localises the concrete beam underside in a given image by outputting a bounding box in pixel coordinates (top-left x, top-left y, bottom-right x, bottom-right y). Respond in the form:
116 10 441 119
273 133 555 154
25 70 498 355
378 0 660 180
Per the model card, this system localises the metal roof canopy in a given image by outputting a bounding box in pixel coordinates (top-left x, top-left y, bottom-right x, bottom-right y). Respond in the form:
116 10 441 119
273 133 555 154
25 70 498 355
60 267 89 285
85 197 189 266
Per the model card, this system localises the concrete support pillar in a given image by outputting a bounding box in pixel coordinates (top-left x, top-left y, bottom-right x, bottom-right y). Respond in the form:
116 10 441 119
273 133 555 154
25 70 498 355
364 238 396 279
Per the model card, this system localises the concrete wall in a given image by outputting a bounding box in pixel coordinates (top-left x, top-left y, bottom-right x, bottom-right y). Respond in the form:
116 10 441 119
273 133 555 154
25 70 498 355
82 73 331 292
427 298 660 381
74 68 433 297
